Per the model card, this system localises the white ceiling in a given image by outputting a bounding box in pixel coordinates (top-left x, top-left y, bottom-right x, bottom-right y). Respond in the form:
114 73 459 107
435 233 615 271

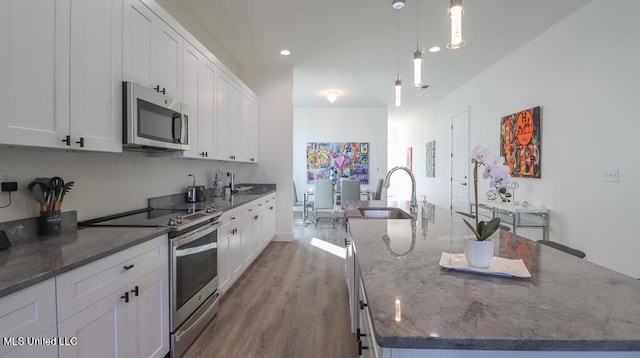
174 0 590 109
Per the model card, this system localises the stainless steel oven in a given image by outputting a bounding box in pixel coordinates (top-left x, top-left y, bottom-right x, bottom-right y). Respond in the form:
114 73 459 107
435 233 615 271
170 219 221 358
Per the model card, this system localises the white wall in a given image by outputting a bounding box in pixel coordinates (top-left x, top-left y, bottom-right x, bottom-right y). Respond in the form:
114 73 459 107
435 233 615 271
399 0 640 277
0 147 248 221
293 107 388 199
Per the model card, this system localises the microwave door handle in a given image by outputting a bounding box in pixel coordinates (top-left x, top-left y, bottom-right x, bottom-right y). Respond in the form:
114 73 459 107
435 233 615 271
172 116 181 143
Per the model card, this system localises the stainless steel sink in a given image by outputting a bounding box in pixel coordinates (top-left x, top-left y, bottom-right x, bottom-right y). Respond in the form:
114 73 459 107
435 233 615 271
357 207 414 219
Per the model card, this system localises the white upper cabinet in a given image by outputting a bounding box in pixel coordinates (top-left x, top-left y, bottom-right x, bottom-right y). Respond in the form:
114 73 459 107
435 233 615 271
0 0 123 152
69 0 123 152
241 92 260 163
0 0 68 149
214 70 244 161
123 0 182 101
180 41 216 160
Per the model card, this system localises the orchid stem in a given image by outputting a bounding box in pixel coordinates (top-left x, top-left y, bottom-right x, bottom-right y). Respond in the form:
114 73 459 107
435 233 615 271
474 162 479 230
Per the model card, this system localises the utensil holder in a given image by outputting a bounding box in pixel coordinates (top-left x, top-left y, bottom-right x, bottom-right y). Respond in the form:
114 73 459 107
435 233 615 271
39 210 61 236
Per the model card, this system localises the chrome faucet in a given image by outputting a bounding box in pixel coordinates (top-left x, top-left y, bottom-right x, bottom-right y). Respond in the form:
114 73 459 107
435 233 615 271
383 166 418 216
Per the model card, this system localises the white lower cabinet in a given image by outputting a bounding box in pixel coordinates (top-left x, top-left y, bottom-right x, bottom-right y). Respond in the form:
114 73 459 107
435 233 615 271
57 235 169 358
218 208 244 292
0 279 57 358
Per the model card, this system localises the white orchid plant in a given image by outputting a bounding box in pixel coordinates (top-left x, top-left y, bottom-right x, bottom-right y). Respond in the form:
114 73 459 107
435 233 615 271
463 145 513 241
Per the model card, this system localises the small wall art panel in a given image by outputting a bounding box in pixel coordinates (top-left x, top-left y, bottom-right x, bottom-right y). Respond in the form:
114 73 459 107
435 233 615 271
500 106 541 178
425 140 435 178
306 142 369 184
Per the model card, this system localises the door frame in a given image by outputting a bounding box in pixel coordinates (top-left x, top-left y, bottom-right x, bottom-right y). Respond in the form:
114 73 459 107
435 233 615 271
450 107 470 212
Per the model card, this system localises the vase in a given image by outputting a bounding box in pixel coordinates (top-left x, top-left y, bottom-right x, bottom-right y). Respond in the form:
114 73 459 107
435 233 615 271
463 236 494 268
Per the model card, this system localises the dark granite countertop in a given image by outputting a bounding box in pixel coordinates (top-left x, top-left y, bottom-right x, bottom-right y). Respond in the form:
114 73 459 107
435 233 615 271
347 200 640 351
0 184 276 299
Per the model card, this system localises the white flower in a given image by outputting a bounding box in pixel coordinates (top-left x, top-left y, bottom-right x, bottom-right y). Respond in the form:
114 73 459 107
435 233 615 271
471 145 492 164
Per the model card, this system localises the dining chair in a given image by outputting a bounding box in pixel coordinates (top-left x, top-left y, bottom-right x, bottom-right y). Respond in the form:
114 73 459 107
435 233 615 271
313 179 334 228
373 178 384 200
340 179 360 203
293 181 313 222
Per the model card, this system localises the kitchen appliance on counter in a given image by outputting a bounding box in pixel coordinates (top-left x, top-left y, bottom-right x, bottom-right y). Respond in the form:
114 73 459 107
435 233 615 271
78 206 222 357
212 170 224 197
186 174 206 203
123 81 189 152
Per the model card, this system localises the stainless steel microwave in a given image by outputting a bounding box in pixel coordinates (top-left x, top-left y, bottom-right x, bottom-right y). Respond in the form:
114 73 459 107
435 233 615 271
123 82 189 151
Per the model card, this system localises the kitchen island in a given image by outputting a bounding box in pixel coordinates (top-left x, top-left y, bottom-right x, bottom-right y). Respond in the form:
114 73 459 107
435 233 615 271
345 200 640 357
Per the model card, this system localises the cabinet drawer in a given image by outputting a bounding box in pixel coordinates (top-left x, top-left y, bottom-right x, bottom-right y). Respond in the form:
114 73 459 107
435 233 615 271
0 279 56 356
56 235 168 321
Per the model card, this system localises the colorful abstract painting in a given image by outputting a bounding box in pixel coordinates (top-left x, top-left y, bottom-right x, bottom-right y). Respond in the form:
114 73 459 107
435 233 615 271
500 106 541 178
425 140 435 178
306 142 369 184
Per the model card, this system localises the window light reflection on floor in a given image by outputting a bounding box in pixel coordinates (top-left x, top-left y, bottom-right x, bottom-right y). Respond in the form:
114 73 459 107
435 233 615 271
310 238 346 259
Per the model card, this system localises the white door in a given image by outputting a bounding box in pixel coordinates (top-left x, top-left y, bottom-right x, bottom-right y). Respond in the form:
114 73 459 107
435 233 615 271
181 42 202 159
152 18 182 100
215 71 231 160
450 109 470 213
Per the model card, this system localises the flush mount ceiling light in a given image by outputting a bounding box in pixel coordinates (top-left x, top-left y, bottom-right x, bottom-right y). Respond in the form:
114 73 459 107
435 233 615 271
326 92 338 104
392 0 405 10
280 49 290 56
448 0 464 49
428 46 441 53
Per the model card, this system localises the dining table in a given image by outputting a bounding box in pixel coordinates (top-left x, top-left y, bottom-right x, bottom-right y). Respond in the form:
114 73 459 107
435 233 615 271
302 188 373 225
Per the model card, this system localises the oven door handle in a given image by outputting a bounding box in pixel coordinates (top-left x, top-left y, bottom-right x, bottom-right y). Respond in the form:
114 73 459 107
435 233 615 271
172 222 220 247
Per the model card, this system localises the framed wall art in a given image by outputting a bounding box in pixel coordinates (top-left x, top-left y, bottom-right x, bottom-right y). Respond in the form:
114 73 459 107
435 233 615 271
306 142 369 184
425 140 435 178
500 106 541 178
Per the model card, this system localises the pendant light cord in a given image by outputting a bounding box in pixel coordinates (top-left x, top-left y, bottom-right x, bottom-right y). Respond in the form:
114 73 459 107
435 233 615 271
396 9 400 79
416 0 419 51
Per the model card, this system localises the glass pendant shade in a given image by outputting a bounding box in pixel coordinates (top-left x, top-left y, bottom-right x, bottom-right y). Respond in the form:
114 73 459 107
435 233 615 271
394 79 402 107
448 0 463 49
412 50 422 87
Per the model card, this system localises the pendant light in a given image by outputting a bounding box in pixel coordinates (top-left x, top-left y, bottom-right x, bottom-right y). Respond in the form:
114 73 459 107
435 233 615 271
412 0 423 87
394 9 402 107
448 0 463 49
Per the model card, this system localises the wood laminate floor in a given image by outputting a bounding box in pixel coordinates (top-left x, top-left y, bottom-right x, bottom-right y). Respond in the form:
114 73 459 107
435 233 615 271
183 220 357 358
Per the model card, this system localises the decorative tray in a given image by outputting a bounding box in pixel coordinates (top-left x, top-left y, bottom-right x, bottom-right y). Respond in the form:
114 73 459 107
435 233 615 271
439 252 531 278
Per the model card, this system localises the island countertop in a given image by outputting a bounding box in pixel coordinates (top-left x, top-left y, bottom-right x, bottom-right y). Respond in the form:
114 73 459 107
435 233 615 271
346 201 640 352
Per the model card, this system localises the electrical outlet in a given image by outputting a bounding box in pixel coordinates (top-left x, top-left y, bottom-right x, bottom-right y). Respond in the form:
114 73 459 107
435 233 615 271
0 169 15 182
603 169 619 182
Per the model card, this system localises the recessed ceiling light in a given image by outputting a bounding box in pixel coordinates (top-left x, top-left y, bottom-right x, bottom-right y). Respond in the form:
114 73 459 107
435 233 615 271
428 46 441 53
280 49 290 56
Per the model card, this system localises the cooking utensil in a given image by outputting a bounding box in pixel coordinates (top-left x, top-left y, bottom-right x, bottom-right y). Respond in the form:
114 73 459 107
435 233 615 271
49 177 64 211
28 178 51 211
59 181 74 206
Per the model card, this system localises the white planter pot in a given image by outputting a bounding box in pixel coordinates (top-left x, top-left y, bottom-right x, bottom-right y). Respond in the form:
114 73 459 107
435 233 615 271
464 237 494 268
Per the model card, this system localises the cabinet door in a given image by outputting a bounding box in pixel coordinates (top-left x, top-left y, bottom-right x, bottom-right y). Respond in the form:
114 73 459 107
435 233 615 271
228 217 244 282
0 0 69 148
215 71 231 160
123 0 153 88
246 93 260 163
0 279 57 357
181 41 203 159
69 0 123 152
240 92 259 163
228 80 242 160
263 195 277 244
198 59 217 159
217 225 230 293
127 265 170 358
123 0 182 99
152 17 182 100
58 289 128 358
242 205 256 265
